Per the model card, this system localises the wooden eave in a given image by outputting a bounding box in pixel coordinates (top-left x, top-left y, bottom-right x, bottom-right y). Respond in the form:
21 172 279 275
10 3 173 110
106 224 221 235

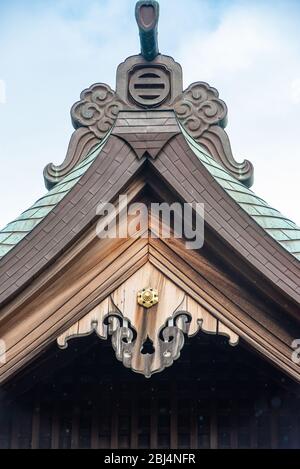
0 120 299 310
0 118 299 384
0 136 145 306
0 180 299 383
0 196 299 383
149 132 300 305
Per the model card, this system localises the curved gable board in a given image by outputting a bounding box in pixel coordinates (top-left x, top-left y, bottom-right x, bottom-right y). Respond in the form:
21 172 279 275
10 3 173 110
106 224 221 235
0 183 299 384
0 116 299 385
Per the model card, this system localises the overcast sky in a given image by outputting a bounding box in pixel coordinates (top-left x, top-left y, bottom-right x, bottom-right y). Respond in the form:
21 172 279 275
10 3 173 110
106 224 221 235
0 0 299 228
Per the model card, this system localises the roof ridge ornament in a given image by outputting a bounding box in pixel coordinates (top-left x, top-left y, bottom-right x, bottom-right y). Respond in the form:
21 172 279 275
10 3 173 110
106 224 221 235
174 82 254 187
136 0 160 61
44 0 254 190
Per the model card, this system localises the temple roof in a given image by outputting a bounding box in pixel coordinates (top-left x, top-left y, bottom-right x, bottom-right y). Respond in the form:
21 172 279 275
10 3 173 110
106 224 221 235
0 122 299 263
0 0 299 387
182 127 300 261
0 136 109 260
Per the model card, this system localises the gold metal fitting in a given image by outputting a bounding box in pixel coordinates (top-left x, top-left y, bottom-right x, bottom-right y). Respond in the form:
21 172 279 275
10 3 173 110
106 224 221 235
137 288 159 309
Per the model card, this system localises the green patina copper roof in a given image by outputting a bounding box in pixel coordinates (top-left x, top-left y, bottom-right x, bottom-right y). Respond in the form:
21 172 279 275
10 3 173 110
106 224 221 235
181 125 300 261
0 125 299 263
0 136 109 260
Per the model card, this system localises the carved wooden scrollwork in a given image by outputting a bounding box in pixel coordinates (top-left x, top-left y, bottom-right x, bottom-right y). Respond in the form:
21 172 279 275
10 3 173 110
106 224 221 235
71 83 125 138
198 126 254 187
174 82 228 137
44 83 125 189
43 128 100 190
57 264 239 378
174 82 254 187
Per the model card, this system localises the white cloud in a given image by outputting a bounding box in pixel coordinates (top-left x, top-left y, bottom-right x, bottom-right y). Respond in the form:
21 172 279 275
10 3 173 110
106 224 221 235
178 2 300 224
0 0 138 228
0 80 6 104
290 79 300 104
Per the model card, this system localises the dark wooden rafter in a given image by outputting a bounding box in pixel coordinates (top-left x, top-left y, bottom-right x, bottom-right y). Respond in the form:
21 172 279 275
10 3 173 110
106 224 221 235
2 332 300 449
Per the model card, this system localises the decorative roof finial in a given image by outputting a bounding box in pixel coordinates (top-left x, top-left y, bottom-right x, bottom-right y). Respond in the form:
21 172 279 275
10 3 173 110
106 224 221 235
44 1 254 190
135 1 160 61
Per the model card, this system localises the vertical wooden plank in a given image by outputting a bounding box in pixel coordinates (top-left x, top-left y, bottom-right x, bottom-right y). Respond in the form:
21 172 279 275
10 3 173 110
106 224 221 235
0 401 12 450
170 383 178 449
190 397 198 449
51 404 60 449
31 400 41 449
110 383 119 449
10 406 19 449
250 415 258 449
71 405 80 449
230 402 238 449
271 409 278 449
210 402 218 449
150 387 158 449
291 400 299 449
91 401 100 449
130 384 138 449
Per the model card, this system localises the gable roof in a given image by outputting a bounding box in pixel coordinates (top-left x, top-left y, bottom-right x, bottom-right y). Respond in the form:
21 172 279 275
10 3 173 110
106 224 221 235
1 1 299 388
0 136 110 260
0 113 299 310
0 134 144 306
181 126 300 261
0 113 299 384
1 121 300 265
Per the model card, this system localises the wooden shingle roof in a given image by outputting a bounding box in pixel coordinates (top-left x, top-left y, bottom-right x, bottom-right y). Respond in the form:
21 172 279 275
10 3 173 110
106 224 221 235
1 123 299 264
182 127 300 261
0 136 109 260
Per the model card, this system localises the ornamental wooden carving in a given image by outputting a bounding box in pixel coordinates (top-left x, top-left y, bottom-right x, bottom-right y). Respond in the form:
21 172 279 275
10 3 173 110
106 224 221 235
174 82 254 187
57 264 239 378
44 1 254 190
71 83 125 138
44 84 125 189
174 82 228 136
43 128 100 190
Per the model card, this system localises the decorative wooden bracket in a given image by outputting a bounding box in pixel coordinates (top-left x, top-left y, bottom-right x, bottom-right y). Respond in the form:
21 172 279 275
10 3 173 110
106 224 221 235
57 264 239 378
44 84 125 189
173 82 254 187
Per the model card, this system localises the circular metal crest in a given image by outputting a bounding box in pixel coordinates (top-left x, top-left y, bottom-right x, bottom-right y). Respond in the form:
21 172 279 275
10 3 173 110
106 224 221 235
129 67 170 107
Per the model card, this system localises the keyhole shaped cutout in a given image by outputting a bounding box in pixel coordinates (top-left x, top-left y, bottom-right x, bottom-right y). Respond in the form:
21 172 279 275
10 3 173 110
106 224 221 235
141 336 155 355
